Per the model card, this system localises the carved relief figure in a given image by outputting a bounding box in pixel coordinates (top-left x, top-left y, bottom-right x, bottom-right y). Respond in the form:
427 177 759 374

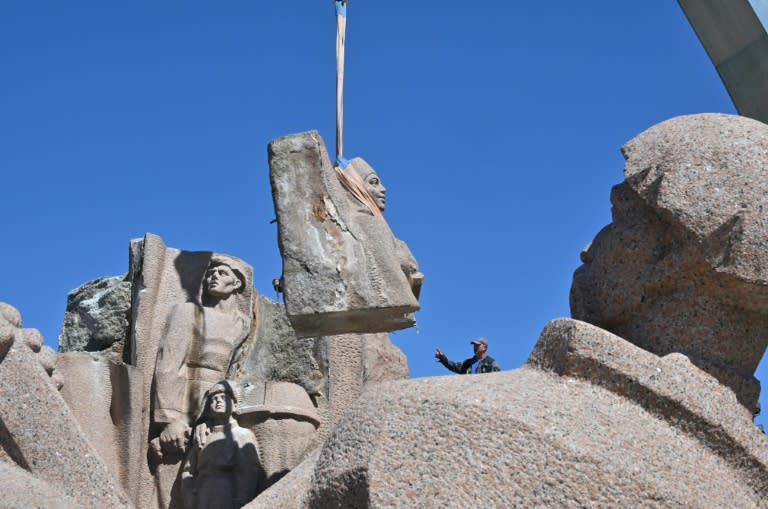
346 158 424 299
180 381 260 509
151 255 250 463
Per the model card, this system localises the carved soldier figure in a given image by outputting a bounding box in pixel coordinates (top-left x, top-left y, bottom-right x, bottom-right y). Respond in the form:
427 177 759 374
180 381 260 509
152 255 249 455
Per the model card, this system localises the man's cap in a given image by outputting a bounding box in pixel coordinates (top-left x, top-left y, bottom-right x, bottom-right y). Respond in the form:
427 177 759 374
470 337 488 347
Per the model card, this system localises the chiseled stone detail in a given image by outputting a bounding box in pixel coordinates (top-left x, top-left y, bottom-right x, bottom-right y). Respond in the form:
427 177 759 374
236 380 320 490
56 350 144 498
268 130 422 338
132 235 254 509
572 113 768 413
180 382 261 509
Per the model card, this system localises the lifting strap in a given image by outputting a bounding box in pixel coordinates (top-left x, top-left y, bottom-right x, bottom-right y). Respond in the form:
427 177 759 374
335 0 347 169
332 1 385 221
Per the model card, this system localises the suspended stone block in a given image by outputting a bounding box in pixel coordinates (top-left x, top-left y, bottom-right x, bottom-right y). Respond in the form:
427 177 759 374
268 130 422 338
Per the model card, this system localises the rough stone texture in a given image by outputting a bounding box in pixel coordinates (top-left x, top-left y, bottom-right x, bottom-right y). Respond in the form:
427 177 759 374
362 332 409 385
244 448 320 509
237 294 325 395
56 351 144 497
571 113 768 413
0 461 84 509
0 302 132 508
234 295 409 449
268 130 420 338
58 274 132 354
274 318 768 508
321 333 363 442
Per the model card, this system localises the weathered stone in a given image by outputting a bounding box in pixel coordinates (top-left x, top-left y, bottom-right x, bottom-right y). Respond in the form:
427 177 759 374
19 327 42 352
0 302 21 327
0 461 84 509
58 274 131 353
36 345 57 375
236 380 320 490
56 351 144 498
244 448 320 509
278 318 767 508
571 113 768 413
237 294 324 395
234 293 408 449
180 382 260 509
0 302 132 508
0 304 16 362
128 233 254 509
362 332 409 385
268 130 421 338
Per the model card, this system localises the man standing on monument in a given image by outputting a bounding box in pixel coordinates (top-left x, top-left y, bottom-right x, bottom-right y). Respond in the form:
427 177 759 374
435 338 501 374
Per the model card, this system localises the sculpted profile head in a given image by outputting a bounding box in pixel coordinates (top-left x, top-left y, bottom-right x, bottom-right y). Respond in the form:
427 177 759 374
351 158 387 212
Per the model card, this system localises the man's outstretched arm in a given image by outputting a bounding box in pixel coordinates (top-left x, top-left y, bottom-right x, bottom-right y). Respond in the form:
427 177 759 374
435 348 465 374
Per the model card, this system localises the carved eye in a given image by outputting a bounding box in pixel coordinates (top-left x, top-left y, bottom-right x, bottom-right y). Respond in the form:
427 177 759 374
369 177 379 185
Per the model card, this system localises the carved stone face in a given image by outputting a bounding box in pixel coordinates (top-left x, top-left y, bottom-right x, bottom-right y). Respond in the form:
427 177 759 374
205 263 242 297
207 391 231 418
363 171 386 212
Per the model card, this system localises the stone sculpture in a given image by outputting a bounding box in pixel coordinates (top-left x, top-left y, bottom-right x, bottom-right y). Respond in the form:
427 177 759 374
47 232 409 508
345 157 424 300
571 113 768 414
0 301 133 508
249 319 768 508
181 381 261 509
245 114 768 508
149 252 253 507
236 380 321 490
153 255 250 456
269 130 422 338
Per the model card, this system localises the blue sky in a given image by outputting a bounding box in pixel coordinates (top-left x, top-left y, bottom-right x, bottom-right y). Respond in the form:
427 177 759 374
3 3 761 422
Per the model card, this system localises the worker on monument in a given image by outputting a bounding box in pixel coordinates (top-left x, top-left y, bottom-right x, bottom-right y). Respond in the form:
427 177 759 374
152 255 250 456
180 381 261 509
435 337 501 374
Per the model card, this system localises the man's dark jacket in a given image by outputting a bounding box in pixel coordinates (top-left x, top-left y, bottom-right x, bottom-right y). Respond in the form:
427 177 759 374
439 355 500 375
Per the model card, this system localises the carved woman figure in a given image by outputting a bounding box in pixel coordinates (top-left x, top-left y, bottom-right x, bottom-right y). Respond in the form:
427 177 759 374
343 158 424 299
180 381 261 509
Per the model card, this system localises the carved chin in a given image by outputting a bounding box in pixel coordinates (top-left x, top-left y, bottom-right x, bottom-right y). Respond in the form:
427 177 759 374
207 286 235 297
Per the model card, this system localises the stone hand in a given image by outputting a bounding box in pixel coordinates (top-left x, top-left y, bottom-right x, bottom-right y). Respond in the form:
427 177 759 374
159 419 191 455
435 348 445 361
